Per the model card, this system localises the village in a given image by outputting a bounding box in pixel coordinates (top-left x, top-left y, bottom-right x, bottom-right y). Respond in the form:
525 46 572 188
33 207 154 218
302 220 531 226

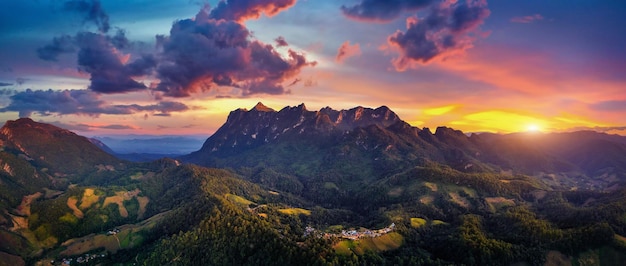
304 223 395 240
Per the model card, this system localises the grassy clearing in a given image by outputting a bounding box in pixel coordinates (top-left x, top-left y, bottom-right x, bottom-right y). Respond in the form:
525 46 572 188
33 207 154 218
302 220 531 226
333 232 404 255
448 192 470 208
324 182 339 190
410 218 427 228
66 197 84 219
432 220 448 226
103 189 144 218
485 197 516 212
387 187 404 197
136 196 149 219
278 208 311 216
423 182 438 192
78 188 100 210
419 195 434 205
60 211 168 256
225 193 255 206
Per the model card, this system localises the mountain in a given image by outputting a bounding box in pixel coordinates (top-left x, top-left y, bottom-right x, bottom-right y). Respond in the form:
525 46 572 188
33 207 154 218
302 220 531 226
0 118 121 175
184 103 626 193
3 109 626 265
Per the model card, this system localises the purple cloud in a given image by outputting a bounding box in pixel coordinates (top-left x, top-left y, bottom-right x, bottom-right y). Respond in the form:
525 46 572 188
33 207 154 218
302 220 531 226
37 35 76 61
388 0 490 69
341 0 434 22
275 36 288 47
75 32 152 93
0 89 188 117
63 0 110 33
511 14 544 24
209 0 296 22
155 7 315 97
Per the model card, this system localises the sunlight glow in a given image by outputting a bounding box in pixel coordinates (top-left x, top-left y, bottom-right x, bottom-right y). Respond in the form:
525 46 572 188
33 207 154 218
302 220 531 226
526 124 541 132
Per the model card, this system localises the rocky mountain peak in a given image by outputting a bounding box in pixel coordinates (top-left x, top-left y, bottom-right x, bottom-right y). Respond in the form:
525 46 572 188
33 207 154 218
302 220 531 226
189 103 404 157
251 102 275 112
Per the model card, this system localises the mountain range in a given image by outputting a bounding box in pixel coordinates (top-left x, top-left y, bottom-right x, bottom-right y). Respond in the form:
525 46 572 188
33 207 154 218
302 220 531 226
1 104 626 265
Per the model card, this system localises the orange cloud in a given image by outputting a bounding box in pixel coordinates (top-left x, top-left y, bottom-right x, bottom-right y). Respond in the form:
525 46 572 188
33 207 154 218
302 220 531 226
336 41 362 63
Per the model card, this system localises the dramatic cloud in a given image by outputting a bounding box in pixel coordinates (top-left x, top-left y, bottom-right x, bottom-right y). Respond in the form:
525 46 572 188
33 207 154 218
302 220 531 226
74 32 151 93
511 14 543 24
209 0 297 22
0 82 12 87
341 0 434 22
63 0 110 33
37 35 76 61
388 0 490 70
155 7 315 97
0 89 188 117
336 41 362 62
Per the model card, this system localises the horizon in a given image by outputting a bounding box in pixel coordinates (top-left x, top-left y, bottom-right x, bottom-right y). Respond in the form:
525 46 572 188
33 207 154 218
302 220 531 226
1 1 625 136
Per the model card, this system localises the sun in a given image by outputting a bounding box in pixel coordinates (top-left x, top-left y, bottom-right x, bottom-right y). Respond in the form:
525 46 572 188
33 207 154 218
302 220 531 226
526 124 541 132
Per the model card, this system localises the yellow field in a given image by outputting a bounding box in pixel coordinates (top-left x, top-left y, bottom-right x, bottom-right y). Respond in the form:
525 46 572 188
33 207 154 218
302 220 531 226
78 188 100 210
225 193 255 206
67 197 84 218
102 189 144 218
432 220 448 226
333 232 404 255
103 195 128 218
423 182 438 192
410 218 427 228
278 208 311 216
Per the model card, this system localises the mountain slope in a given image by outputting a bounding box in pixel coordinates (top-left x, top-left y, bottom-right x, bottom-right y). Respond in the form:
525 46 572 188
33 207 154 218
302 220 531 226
0 118 121 175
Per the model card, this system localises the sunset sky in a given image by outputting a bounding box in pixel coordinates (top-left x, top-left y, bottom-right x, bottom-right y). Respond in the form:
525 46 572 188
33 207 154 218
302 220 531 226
1 0 625 136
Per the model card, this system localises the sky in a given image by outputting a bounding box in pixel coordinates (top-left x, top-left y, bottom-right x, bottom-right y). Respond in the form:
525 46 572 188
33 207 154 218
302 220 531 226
0 0 625 137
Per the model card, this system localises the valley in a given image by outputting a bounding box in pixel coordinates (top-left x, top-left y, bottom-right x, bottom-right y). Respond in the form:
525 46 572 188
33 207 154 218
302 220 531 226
1 104 626 265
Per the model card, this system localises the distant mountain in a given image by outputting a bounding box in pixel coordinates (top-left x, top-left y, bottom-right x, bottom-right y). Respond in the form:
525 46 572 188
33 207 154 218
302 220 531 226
88 137 116 155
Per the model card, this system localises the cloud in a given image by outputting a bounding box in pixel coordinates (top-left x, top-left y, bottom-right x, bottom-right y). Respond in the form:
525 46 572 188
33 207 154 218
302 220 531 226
74 32 152 93
387 0 490 70
589 100 626 112
63 0 110 33
0 82 12 87
275 36 288 47
37 35 76 61
155 7 316 97
0 89 188 117
511 14 543 24
336 41 362 62
341 0 434 22
46 121 138 131
209 0 296 22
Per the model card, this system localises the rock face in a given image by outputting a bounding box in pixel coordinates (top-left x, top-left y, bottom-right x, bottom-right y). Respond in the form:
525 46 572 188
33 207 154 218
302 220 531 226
191 103 401 156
